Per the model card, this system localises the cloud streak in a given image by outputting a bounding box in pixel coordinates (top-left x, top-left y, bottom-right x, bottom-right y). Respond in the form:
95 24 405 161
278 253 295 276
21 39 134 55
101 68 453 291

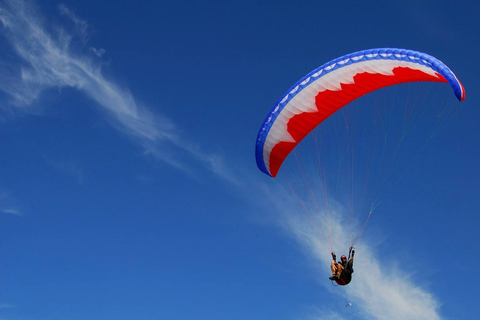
43 155 85 185
0 189 21 216
0 208 20 215
0 303 14 308
0 0 235 182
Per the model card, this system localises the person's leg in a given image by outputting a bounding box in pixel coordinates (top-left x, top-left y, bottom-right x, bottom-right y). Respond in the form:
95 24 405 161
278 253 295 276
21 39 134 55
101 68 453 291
336 263 344 277
330 259 337 276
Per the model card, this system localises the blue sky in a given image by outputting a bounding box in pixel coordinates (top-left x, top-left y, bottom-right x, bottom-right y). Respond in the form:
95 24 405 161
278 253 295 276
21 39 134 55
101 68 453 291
0 0 479 319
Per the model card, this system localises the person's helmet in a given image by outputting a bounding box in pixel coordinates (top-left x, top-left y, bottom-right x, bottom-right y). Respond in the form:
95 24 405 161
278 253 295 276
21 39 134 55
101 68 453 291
341 255 347 260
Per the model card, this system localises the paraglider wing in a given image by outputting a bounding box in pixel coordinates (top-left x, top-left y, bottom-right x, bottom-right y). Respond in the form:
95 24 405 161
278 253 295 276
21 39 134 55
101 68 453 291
256 48 465 177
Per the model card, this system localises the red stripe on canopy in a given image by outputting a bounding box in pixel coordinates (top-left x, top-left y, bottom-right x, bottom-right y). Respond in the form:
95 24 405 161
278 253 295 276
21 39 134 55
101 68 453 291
268 67 447 177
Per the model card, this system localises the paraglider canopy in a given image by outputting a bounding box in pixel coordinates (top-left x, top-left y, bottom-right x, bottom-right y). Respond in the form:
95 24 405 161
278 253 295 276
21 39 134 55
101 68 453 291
256 48 465 178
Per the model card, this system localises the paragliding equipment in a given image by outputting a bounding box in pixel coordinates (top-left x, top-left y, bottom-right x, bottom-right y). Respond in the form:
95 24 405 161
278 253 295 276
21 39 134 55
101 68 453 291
330 247 355 285
256 48 465 259
256 48 464 178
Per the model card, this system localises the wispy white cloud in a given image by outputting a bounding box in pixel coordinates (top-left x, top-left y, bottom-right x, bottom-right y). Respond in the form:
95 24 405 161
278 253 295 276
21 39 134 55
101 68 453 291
293 304 350 320
0 303 14 308
307 310 348 320
0 208 21 215
43 156 85 185
0 0 236 183
0 189 22 216
57 3 88 43
89 47 105 57
263 183 442 320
